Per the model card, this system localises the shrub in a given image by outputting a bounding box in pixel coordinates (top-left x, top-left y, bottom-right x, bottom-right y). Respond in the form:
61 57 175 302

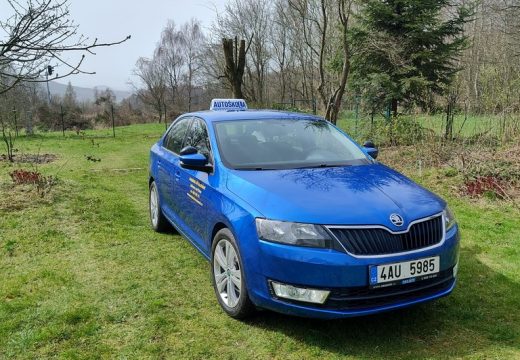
9 169 58 197
348 116 426 146
463 176 507 199
9 169 42 184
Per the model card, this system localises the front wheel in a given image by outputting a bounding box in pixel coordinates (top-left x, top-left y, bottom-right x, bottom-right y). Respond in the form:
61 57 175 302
149 180 170 233
211 228 254 319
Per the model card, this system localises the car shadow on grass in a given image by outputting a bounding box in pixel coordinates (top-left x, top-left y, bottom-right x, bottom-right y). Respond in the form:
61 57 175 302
246 246 520 359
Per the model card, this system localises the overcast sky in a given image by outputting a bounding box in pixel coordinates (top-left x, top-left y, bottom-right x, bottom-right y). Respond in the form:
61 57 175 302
2 0 227 91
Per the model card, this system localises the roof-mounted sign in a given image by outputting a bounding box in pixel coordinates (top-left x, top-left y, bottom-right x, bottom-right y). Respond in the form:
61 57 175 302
210 99 248 111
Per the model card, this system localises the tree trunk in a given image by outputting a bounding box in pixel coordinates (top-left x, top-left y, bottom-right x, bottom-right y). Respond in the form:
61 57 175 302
391 98 398 118
444 96 455 140
188 62 193 112
1 118 15 162
222 37 246 99
316 0 329 114
157 100 163 126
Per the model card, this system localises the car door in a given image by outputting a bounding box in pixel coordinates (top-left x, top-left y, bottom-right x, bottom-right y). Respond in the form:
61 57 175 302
174 117 213 252
157 117 193 221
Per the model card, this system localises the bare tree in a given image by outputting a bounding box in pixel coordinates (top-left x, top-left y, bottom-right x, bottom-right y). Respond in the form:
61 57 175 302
287 0 322 101
95 87 116 131
134 57 167 125
327 0 353 123
455 0 520 115
288 0 353 124
63 81 77 109
179 19 205 111
0 114 15 161
271 0 291 101
0 81 37 160
156 20 184 113
214 0 271 103
0 0 130 94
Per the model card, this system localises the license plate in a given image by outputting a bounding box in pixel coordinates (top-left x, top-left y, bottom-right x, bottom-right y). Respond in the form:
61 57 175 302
369 256 440 288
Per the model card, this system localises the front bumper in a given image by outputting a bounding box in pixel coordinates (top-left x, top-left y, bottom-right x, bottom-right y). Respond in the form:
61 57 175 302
244 225 460 319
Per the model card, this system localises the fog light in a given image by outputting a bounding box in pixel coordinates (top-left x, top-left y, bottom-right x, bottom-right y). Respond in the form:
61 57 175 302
270 281 330 304
453 262 459 277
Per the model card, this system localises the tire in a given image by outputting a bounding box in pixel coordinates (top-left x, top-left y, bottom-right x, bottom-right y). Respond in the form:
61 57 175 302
211 228 255 319
149 180 171 233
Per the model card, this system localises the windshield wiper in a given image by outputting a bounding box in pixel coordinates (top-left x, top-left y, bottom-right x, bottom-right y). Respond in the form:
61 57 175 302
293 164 346 169
235 167 275 171
235 164 349 170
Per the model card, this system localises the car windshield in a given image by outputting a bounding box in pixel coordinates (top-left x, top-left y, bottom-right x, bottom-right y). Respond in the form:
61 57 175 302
214 119 369 170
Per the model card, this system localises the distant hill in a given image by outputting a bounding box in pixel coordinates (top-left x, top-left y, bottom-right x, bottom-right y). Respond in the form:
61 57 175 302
47 81 133 103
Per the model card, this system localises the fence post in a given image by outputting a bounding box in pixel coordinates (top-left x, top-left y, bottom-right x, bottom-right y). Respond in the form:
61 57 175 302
26 110 33 135
60 105 65 137
12 107 18 138
355 95 360 120
111 104 115 138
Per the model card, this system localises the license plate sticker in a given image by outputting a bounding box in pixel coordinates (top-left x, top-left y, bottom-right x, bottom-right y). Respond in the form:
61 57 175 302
369 256 440 288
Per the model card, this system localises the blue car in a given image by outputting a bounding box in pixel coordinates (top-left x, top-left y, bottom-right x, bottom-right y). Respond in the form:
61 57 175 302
148 99 459 319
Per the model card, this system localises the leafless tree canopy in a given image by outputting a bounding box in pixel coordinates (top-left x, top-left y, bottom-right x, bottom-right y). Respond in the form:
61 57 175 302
4 0 510 128
0 0 130 94
134 56 167 124
133 19 208 123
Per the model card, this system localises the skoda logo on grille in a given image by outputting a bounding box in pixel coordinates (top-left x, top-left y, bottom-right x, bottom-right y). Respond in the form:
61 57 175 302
390 213 404 227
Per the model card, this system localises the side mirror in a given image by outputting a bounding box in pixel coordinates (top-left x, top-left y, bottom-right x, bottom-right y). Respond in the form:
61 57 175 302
180 148 212 172
363 140 379 159
180 146 198 156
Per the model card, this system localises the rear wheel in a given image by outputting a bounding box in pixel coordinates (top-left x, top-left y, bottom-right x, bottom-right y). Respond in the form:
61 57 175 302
211 228 254 319
149 180 170 233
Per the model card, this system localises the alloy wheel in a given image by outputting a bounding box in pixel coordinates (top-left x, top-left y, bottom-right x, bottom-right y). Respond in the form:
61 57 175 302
213 239 242 308
150 183 159 228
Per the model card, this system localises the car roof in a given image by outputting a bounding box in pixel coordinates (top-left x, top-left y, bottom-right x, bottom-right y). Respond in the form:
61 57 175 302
178 110 323 123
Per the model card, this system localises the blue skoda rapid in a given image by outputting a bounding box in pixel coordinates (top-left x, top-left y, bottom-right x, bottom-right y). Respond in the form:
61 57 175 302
148 99 459 319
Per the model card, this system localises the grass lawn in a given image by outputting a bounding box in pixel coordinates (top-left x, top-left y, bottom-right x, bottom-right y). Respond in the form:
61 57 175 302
338 111 512 143
1 123 519 359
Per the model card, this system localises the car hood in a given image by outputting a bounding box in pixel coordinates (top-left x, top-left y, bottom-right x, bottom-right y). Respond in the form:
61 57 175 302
226 163 445 230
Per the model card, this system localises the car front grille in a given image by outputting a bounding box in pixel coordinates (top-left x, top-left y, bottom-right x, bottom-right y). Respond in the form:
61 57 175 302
328 214 444 256
323 268 454 310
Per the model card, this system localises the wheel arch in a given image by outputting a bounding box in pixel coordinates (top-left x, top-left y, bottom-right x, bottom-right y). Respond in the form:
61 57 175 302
211 222 230 246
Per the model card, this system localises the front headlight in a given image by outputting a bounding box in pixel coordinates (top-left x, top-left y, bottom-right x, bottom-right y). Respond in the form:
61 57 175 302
256 219 333 248
443 206 456 231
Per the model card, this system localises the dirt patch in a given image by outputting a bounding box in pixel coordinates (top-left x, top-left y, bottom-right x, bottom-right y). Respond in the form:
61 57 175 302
0 153 58 164
0 183 58 212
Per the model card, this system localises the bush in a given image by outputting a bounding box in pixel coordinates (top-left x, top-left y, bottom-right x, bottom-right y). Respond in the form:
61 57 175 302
9 169 58 197
9 169 42 184
346 116 426 146
389 117 426 145
463 176 507 199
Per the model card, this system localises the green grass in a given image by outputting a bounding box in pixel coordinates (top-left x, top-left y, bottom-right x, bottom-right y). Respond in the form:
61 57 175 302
1 123 519 359
338 111 512 141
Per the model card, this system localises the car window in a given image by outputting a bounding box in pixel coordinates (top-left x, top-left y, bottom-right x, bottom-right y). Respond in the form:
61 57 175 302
214 119 369 170
164 117 192 154
185 118 212 161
